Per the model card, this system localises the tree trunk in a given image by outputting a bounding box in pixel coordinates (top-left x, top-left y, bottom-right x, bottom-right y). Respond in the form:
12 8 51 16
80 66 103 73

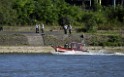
121 0 124 5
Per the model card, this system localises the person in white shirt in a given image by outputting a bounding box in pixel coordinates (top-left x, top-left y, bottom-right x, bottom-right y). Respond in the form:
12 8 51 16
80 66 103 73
38 24 41 33
41 23 44 33
35 24 39 33
64 24 68 34
68 24 72 34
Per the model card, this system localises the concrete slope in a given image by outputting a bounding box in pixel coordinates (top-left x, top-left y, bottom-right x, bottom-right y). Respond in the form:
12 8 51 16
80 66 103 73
25 34 44 46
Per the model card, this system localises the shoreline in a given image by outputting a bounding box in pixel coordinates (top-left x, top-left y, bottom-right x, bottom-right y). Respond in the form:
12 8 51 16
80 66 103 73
0 46 124 54
0 46 54 54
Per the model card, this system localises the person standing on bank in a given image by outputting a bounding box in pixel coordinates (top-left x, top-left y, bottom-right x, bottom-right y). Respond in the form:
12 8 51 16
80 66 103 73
41 23 44 33
35 24 39 33
68 24 72 34
64 24 68 34
38 24 41 33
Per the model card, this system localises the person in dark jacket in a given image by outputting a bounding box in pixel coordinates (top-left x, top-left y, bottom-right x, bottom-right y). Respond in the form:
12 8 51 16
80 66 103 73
0 26 3 31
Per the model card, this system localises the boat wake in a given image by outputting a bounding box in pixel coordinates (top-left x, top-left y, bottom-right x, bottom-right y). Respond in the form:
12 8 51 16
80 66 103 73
51 49 124 56
114 52 124 56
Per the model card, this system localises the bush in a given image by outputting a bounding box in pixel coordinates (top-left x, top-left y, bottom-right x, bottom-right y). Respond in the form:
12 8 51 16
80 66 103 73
85 19 97 32
0 0 124 31
104 5 124 23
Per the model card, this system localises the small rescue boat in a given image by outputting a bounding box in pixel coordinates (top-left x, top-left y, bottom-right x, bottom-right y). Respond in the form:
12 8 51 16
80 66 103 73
51 42 88 55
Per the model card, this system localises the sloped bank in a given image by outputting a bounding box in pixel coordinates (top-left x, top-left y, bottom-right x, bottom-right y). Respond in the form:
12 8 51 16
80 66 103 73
0 33 123 47
43 34 124 47
43 34 124 53
0 34 28 46
0 33 123 53
43 34 82 46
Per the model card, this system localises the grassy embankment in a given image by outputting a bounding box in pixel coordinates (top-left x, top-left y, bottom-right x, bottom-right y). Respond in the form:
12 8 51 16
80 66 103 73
1 26 124 47
0 26 123 53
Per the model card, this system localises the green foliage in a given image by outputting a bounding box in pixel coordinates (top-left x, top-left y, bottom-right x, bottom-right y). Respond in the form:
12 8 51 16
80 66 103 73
0 0 17 25
92 0 102 11
104 5 124 23
101 35 122 46
87 34 123 46
13 0 36 25
81 11 106 32
85 18 97 32
0 0 124 30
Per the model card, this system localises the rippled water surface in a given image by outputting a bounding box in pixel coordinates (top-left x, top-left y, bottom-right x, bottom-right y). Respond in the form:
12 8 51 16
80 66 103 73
0 54 124 77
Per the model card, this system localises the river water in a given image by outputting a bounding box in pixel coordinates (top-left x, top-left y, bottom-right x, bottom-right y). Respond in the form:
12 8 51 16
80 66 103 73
0 53 124 77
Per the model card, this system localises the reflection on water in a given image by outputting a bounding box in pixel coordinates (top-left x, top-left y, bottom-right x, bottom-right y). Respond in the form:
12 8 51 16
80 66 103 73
0 53 124 77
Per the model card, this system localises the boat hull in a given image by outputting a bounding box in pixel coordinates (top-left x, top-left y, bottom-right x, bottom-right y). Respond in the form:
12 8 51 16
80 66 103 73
51 42 88 55
51 51 89 55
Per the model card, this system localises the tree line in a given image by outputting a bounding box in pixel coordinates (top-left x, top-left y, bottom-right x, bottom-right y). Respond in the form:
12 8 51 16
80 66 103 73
0 0 124 31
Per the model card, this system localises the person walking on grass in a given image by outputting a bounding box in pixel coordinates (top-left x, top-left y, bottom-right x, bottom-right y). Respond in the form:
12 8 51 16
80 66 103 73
68 24 72 34
64 24 68 34
35 24 39 33
41 23 44 33
38 24 41 33
0 26 3 31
